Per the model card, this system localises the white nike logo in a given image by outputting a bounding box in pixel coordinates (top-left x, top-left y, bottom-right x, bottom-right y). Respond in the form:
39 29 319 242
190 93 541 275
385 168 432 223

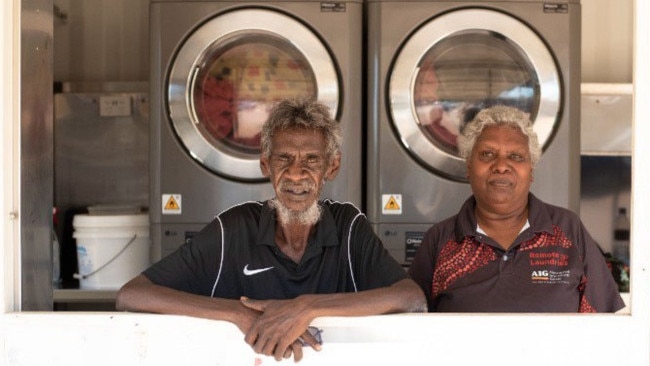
243 264 274 276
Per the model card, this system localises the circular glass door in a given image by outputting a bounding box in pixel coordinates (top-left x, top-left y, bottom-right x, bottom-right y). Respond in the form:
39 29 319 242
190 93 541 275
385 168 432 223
168 9 339 181
389 8 561 181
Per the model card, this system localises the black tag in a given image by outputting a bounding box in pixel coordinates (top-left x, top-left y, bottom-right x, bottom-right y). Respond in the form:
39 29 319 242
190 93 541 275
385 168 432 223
543 3 569 13
405 231 424 264
321 2 346 13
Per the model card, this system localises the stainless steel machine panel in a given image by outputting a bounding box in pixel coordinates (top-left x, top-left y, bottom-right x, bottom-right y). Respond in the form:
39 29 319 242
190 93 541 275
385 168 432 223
150 1 363 259
367 0 581 266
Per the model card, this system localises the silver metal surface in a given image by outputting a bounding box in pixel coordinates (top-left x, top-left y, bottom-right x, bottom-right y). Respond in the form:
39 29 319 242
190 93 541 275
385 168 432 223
53 289 117 303
53 84 149 284
367 0 581 266
54 89 149 210
389 8 560 181
150 1 363 257
21 0 54 310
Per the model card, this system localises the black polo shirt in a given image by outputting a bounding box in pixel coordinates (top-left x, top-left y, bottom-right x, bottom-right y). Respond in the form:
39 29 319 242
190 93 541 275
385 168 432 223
408 194 625 313
144 199 408 299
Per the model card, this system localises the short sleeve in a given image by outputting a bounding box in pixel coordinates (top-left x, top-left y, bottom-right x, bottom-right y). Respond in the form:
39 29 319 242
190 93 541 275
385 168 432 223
349 215 409 290
407 226 439 311
579 222 626 312
143 219 222 296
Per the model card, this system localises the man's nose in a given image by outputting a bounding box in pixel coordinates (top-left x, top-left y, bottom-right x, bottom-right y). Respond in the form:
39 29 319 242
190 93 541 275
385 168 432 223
286 160 307 179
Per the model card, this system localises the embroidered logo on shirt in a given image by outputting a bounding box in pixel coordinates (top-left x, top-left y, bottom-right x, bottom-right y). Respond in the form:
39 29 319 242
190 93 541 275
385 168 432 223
531 270 550 281
243 264 274 276
531 269 570 284
528 251 569 266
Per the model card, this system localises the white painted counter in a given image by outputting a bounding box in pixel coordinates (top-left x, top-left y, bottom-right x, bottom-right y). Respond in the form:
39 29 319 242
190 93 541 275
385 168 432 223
0 310 641 366
1 2 650 366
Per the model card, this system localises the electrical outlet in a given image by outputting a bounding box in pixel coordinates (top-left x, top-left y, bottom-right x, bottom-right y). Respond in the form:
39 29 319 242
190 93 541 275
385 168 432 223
99 95 132 117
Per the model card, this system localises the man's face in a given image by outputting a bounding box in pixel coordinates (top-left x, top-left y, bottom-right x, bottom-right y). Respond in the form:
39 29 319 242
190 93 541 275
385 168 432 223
467 125 533 214
260 127 340 214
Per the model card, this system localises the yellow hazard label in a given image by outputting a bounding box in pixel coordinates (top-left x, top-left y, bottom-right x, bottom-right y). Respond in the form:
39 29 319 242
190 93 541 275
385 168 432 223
384 196 400 210
382 194 402 215
162 194 182 215
165 196 179 210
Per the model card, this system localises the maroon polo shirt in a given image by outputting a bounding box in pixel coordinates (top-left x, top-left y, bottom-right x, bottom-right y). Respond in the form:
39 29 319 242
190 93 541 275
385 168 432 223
408 194 625 313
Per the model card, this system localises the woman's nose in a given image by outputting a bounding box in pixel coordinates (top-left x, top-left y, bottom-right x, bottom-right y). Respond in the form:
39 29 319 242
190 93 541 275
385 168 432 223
491 155 511 173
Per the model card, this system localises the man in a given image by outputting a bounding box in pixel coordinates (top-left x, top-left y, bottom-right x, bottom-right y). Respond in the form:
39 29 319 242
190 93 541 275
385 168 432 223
116 98 426 362
408 105 624 312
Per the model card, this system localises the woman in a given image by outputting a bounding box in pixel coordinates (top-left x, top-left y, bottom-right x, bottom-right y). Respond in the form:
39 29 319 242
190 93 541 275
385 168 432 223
408 105 624 312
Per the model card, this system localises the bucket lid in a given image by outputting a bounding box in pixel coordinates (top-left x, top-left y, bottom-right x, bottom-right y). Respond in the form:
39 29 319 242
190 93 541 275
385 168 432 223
73 213 149 228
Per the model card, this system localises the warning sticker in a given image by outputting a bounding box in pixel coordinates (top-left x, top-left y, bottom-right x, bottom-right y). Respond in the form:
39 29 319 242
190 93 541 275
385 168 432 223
162 194 182 215
382 194 402 215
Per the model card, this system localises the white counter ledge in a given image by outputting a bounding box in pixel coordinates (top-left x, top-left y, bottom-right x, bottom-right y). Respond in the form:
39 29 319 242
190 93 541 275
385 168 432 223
0 308 637 366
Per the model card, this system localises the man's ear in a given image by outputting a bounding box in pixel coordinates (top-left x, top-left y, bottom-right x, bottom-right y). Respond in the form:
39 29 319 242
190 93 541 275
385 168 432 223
260 156 270 177
325 152 342 181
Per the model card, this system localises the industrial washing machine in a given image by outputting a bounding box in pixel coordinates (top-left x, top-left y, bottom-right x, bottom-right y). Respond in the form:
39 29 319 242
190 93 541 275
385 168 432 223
150 0 363 259
366 0 581 266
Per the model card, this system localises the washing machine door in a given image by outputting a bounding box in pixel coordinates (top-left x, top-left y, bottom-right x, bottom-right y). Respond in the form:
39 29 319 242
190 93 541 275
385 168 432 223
389 8 560 182
168 9 339 181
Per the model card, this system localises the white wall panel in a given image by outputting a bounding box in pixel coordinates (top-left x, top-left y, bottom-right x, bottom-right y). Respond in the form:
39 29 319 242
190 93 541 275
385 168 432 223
582 0 633 82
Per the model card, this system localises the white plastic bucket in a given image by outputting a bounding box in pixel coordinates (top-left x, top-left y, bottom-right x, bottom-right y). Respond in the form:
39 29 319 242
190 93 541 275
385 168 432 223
73 213 150 289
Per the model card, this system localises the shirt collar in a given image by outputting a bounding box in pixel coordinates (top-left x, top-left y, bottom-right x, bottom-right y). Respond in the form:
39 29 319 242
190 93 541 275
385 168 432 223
476 220 530 235
455 193 554 242
525 193 555 234
454 196 479 242
257 200 339 250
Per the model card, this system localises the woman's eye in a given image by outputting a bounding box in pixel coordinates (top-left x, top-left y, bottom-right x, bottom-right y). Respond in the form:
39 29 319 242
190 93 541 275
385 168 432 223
510 153 525 162
479 151 494 159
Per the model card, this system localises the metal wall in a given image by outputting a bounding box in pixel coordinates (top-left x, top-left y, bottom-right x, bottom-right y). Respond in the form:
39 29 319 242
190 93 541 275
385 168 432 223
53 0 149 82
21 0 53 310
54 83 149 285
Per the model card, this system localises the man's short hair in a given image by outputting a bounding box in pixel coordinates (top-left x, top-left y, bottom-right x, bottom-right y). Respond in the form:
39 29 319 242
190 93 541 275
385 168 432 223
260 98 342 160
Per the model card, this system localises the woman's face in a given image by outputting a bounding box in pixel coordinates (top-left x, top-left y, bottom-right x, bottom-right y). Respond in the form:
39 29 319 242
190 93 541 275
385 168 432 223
467 124 533 214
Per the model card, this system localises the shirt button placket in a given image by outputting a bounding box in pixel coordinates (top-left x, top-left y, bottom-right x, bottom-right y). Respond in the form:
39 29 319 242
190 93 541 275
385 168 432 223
500 251 515 275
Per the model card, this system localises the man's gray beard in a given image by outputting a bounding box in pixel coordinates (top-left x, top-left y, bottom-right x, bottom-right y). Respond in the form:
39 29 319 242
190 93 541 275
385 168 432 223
269 198 322 226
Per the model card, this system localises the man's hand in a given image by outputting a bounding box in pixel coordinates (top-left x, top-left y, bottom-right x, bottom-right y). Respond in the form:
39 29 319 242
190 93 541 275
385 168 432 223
240 296 322 362
231 302 263 335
